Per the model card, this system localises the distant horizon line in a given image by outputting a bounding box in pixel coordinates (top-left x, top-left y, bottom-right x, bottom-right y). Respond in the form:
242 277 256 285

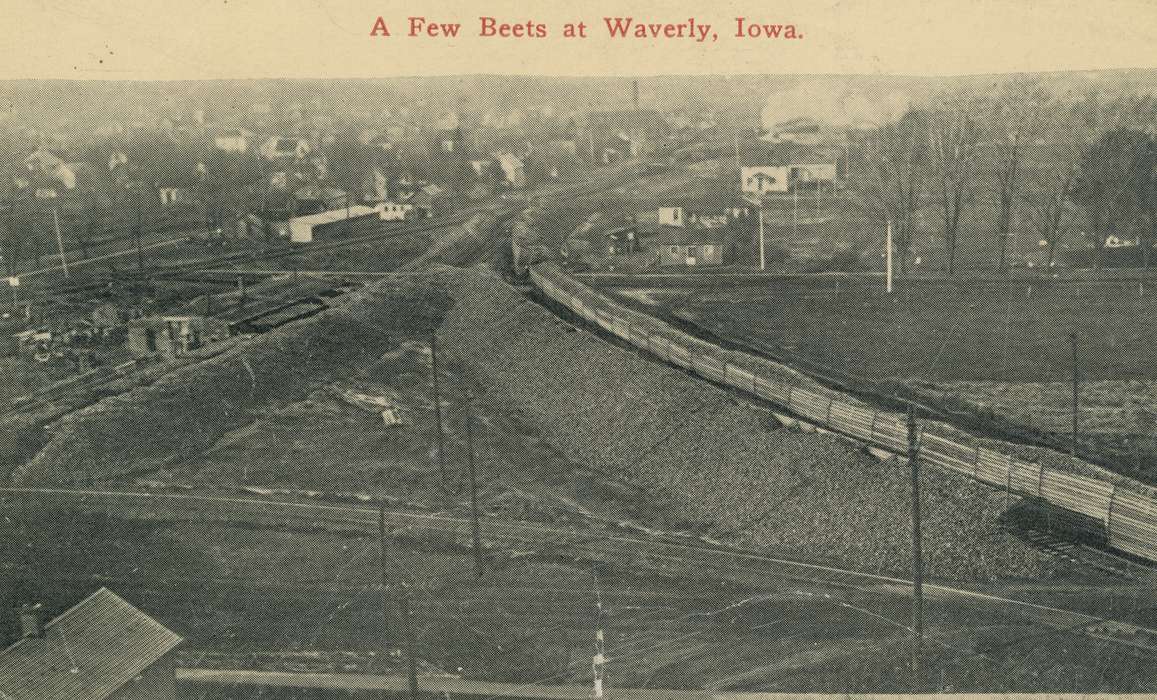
1 66 1156 84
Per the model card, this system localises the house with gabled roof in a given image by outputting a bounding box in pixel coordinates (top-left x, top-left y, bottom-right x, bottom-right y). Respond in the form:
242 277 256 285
646 227 733 267
0 587 183 700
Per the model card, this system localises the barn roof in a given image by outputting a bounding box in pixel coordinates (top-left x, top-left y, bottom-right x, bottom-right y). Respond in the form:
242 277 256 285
0 588 182 700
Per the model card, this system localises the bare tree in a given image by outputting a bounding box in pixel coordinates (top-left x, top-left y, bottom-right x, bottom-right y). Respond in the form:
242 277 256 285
928 102 980 275
849 109 931 276
1019 153 1080 271
1 198 19 278
986 86 1048 273
1126 134 1157 271
1072 129 1152 270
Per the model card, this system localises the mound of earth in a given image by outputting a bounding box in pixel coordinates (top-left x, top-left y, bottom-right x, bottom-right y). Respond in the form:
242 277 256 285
437 267 1056 582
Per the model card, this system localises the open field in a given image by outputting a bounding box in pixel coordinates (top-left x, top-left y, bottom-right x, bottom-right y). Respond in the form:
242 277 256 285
603 276 1157 483
653 277 1157 384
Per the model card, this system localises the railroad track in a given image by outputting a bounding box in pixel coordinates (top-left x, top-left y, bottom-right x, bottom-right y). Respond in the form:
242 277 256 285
18 180 600 303
2 484 1155 652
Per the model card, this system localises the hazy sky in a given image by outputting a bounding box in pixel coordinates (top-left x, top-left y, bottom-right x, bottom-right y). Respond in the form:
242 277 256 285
4 0 1157 80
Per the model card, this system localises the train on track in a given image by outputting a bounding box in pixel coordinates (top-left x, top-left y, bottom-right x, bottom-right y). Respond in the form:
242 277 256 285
525 260 1157 565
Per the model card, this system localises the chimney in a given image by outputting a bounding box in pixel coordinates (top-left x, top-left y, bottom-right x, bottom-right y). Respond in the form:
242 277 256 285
19 603 44 638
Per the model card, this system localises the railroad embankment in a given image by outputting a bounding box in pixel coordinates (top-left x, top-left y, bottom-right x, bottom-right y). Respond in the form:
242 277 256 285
5 264 1067 581
437 268 1055 582
10 276 452 484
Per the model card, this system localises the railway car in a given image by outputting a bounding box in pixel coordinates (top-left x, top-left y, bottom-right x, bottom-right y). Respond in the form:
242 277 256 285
525 261 1157 565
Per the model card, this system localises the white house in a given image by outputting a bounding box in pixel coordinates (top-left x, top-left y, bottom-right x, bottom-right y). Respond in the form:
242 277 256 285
658 207 685 227
496 153 526 189
741 166 790 194
24 148 64 174
107 151 128 171
214 129 252 153
375 201 414 221
789 163 838 188
260 136 310 161
23 149 84 191
51 163 80 190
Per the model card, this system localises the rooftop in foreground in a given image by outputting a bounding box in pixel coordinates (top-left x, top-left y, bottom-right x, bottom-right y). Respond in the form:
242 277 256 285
0 587 182 700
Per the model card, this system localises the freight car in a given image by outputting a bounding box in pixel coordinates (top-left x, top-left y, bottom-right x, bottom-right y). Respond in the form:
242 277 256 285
527 261 1157 564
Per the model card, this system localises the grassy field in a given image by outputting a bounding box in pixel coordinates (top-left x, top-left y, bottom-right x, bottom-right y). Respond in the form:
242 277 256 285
609 275 1157 482
662 277 1157 384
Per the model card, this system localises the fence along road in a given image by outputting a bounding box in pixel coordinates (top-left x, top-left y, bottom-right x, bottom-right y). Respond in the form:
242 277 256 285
527 262 1157 565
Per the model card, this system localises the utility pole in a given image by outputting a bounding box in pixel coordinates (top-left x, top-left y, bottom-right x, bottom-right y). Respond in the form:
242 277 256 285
378 500 391 641
1070 330 1080 457
886 219 894 294
758 205 766 271
907 403 924 692
134 187 144 275
465 392 484 577
430 333 448 487
792 186 799 239
592 569 606 700
51 205 69 279
401 580 419 700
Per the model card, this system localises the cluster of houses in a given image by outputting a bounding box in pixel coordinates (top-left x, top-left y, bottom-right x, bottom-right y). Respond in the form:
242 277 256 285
739 141 841 196
5 93 731 263
561 203 755 271
556 133 841 272
17 147 99 201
